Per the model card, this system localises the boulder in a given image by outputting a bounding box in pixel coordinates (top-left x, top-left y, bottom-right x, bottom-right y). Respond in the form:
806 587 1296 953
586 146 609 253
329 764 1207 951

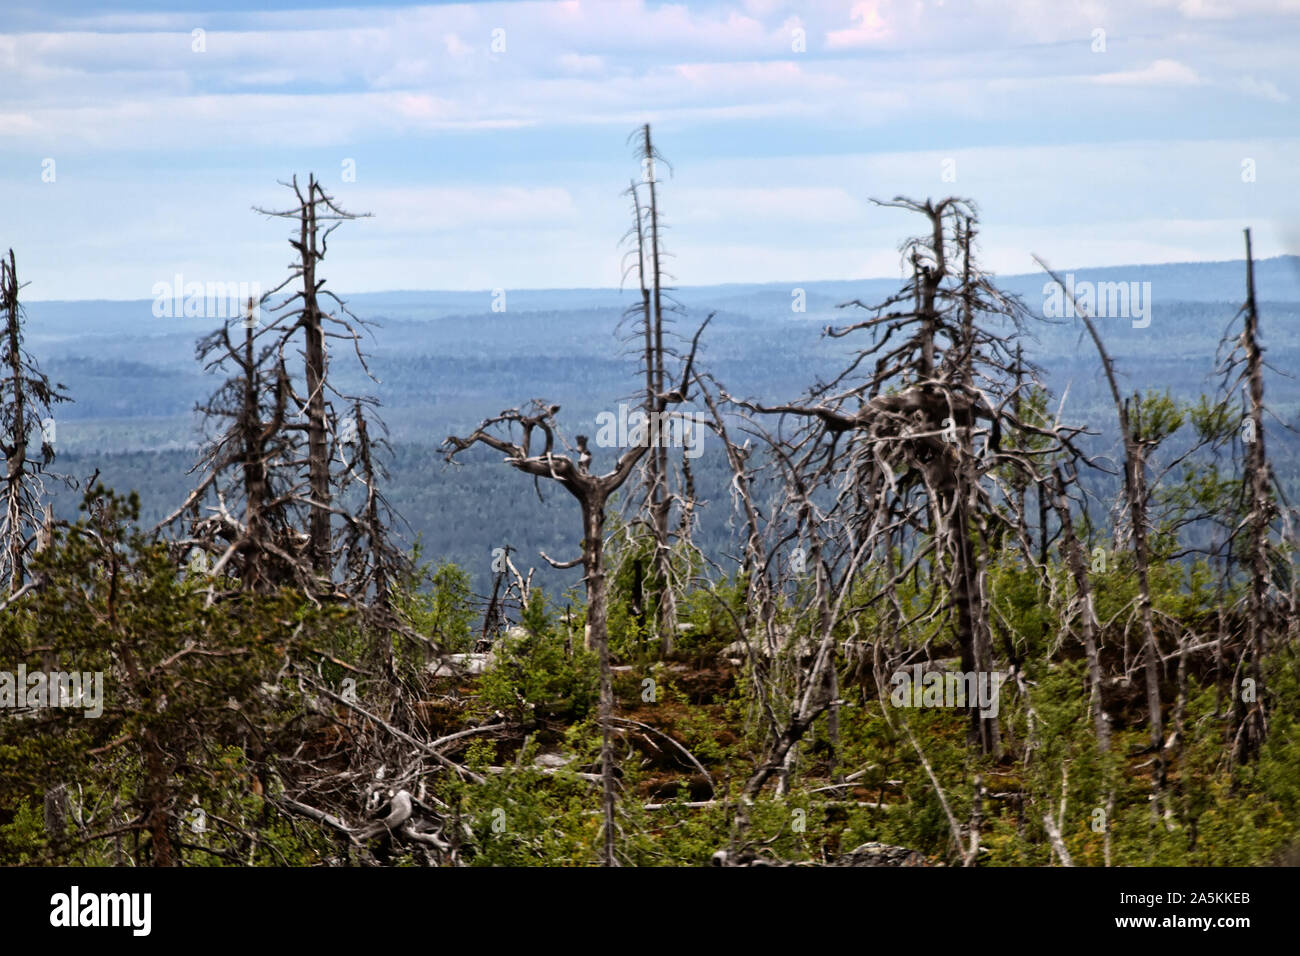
427 652 494 678
834 842 927 867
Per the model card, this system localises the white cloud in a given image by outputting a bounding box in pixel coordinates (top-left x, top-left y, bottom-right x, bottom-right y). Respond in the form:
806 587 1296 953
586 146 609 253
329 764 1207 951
557 53 604 74
825 1 892 48
443 32 472 58
1176 0 1238 18
1236 74 1288 102
1092 58 1200 86
2 1 1300 297
1 2 1295 153
1148 0 1300 18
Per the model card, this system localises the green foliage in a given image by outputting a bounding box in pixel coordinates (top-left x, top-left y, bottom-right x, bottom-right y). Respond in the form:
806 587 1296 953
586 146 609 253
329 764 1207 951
0 485 336 865
7 400 1300 868
476 592 599 721
396 550 476 656
1132 389 1185 445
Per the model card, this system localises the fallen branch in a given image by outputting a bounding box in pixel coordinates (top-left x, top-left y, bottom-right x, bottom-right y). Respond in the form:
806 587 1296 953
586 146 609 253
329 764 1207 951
301 673 486 785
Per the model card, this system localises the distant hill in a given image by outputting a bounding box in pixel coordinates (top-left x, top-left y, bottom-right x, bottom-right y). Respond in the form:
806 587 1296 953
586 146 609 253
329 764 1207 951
19 255 1300 593
25 254 1300 327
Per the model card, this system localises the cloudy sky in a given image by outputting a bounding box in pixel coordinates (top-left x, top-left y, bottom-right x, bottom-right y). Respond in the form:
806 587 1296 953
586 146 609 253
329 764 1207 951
2 0 1297 300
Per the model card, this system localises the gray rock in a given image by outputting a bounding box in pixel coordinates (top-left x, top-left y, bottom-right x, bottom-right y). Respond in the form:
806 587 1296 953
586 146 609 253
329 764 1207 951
427 652 494 677
834 842 928 867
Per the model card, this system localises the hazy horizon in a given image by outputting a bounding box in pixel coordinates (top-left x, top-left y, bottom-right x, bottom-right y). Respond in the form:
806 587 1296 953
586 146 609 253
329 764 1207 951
21 252 1300 304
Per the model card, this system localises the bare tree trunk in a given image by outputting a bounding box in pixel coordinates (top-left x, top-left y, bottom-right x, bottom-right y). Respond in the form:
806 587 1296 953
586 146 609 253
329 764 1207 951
1035 257 1165 806
581 498 618 866
1037 483 1049 571
300 178 332 576
828 662 841 784
1051 469 1110 753
952 488 998 752
34 504 66 844
4 251 27 594
1126 411 1166 803
740 523 849 801
1052 466 1113 864
955 219 999 755
640 125 676 656
143 740 174 867
1236 227 1270 763
240 319 271 589
0 249 68 597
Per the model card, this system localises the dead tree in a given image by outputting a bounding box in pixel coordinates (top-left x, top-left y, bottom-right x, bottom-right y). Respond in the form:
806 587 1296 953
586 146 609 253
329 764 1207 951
728 199 1082 755
739 436 869 800
255 174 373 577
167 175 397 607
1049 464 1114 864
1216 228 1288 763
0 249 70 596
0 250 72 848
159 300 317 595
443 321 709 867
1035 255 1168 805
619 124 685 656
696 376 889 853
336 397 412 665
695 375 792 760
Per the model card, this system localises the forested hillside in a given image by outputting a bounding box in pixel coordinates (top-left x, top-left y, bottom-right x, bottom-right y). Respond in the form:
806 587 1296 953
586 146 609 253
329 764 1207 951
23 271 1300 595
2 141 1299 870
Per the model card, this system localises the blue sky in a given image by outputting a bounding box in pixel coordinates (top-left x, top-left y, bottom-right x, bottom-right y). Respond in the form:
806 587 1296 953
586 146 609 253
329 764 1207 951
2 0 1297 300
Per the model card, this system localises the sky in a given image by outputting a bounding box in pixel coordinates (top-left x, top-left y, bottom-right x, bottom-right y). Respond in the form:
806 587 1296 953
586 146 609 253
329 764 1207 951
1 0 1298 300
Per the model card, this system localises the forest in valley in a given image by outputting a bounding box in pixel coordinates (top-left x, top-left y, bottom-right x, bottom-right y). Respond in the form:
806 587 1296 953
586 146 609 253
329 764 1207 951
2 125 1299 868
